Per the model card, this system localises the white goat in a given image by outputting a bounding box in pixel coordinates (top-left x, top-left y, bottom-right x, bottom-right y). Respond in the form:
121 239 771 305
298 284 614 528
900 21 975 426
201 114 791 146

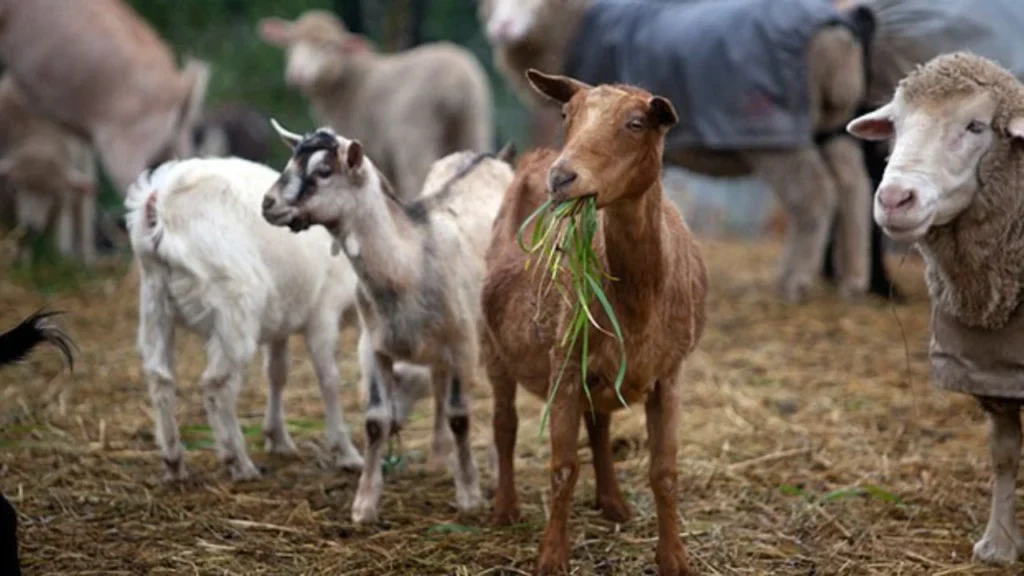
124 156 366 482
261 121 515 524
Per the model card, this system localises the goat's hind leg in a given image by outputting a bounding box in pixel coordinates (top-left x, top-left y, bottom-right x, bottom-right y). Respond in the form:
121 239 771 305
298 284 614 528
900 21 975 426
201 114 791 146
352 350 395 524
262 340 297 455
438 362 482 511
973 397 1023 566
585 411 631 523
427 366 456 473
201 339 260 482
488 356 521 525
138 277 186 480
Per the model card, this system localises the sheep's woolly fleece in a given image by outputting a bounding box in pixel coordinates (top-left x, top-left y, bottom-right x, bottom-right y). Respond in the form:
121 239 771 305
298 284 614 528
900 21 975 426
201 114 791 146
898 52 1024 331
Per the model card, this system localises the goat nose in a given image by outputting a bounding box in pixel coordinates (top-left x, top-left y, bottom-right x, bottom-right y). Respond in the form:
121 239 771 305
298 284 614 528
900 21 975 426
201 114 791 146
262 196 276 211
548 167 578 194
877 184 916 211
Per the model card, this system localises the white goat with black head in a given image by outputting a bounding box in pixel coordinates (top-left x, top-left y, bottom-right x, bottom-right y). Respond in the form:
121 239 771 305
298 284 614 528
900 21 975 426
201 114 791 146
262 120 514 524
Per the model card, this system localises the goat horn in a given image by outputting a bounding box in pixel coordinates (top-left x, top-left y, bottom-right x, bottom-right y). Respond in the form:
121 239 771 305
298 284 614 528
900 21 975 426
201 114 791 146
269 118 304 147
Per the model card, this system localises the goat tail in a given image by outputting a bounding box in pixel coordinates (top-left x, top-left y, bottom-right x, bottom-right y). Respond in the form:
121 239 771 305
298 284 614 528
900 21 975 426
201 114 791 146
124 161 182 257
0 309 77 370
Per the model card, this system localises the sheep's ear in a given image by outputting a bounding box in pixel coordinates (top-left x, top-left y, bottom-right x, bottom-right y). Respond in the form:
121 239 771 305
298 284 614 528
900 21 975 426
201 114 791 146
1008 116 1024 142
648 96 679 129
270 118 303 150
345 140 364 169
847 102 895 141
259 17 293 47
525 69 591 104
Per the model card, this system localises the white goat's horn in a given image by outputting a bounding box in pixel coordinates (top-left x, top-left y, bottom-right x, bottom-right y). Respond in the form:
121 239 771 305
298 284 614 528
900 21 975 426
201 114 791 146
270 118 303 147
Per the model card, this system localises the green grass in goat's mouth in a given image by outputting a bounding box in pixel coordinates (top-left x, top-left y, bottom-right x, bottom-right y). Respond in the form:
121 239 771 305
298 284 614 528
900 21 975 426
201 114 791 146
516 196 628 435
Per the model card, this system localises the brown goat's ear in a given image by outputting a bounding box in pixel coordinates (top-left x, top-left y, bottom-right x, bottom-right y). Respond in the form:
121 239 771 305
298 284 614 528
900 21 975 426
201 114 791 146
346 140 364 169
525 69 590 104
1008 116 1024 142
648 96 678 129
259 17 293 47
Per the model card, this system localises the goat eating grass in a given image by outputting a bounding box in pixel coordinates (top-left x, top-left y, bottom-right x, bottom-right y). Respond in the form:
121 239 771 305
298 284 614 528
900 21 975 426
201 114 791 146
480 70 709 575
262 121 514 524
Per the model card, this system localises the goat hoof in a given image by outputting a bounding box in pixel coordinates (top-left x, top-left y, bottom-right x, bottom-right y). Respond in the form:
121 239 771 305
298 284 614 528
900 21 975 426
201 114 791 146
263 431 298 455
493 505 521 526
162 459 188 482
973 532 1019 566
351 499 380 525
229 461 262 482
334 450 365 472
655 538 691 576
535 542 571 575
455 483 483 511
597 495 632 523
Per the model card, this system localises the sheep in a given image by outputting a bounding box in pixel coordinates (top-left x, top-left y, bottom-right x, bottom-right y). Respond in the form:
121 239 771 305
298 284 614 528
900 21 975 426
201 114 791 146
192 104 275 164
258 10 495 202
478 0 887 304
481 70 708 575
261 120 515 524
0 75 98 265
0 0 211 195
846 52 1024 567
124 156 366 482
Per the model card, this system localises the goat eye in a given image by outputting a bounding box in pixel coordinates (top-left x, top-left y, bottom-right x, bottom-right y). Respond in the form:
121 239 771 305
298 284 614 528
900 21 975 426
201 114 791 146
967 120 987 134
626 118 645 131
314 165 333 178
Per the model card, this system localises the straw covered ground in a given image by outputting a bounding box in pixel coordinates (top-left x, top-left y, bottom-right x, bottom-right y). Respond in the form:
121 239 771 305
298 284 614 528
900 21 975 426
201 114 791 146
0 234 1014 575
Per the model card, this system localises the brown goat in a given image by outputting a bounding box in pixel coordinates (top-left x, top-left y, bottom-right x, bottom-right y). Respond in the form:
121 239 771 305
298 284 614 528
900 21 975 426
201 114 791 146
481 71 708 575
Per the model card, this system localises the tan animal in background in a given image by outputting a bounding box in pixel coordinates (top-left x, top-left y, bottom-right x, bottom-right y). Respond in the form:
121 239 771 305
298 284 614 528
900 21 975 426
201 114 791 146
258 10 495 202
0 0 210 195
0 76 98 264
481 71 708 575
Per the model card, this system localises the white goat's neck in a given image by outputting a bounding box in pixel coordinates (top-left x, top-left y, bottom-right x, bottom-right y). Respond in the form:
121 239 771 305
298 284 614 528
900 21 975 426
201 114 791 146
335 168 422 298
495 0 591 106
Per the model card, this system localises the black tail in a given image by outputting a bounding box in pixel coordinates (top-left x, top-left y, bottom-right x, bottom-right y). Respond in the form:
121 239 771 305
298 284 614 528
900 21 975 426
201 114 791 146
0 310 77 370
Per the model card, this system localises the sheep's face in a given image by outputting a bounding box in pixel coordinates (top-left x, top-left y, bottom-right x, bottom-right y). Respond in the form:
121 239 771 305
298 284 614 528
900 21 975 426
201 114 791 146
478 0 546 45
849 88 1024 243
262 121 371 236
525 69 677 208
259 13 368 93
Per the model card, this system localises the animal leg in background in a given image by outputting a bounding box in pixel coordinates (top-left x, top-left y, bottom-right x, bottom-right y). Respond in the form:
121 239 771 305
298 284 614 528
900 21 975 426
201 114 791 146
426 365 456 473
584 411 631 522
261 339 297 455
973 398 1024 565
305 315 364 470
747 147 838 303
820 135 871 298
487 352 521 525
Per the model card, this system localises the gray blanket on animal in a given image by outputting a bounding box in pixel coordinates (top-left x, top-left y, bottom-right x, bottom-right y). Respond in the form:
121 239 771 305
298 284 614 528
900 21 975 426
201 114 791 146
565 0 852 152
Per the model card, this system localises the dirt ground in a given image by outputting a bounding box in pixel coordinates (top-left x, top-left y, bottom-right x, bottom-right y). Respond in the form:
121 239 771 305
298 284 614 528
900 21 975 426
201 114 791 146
0 237 1013 575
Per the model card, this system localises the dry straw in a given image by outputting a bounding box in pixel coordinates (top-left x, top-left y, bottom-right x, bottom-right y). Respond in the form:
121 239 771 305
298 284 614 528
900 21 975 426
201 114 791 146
516 196 628 434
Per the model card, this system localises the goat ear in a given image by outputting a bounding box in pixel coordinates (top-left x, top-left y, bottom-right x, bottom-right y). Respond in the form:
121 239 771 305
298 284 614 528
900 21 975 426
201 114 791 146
1008 116 1024 142
259 17 293 47
345 140 364 169
340 34 370 53
269 118 303 150
847 102 895 141
648 96 678 129
525 69 591 104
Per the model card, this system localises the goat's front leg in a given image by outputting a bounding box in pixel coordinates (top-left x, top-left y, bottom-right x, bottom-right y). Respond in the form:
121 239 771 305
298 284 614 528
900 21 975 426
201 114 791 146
584 411 631 522
306 320 363 471
439 361 482 511
645 377 690 576
973 398 1023 566
352 351 395 524
261 340 297 455
201 340 260 482
138 278 185 481
536 361 583 575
